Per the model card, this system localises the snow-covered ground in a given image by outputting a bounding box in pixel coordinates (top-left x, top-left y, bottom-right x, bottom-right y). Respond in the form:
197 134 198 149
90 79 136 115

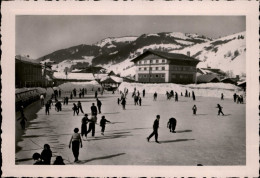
119 82 245 99
16 91 245 165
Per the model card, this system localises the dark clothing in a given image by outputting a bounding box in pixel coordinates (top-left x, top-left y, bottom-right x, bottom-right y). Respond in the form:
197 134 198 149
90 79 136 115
45 103 50 115
72 104 78 116
91 105 97 116
175 93 178 102
34 160 44 165
148 119 160 142
55 102 62 112
139 98 142 106
95 91 98 98
167 118 177 132
41 149 52 165
72 140 80 161
121 98 126 110
81 117 88 137
97 100 102 113
143 90 145 97
87 123 96 137
100 118 110 134
233 93 237 102
192 106 197 115
192 91 196 101
217 105 224 115
77 103 84 114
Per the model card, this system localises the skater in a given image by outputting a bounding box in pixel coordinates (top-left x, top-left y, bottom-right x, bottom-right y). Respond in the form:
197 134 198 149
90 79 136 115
143 89 145 98
181 92 183 96
139 97 142 106
147 115 160 143
65 97 69 105
134 95 139 105
96 98 102 114
175 92 178 102
188 92 191 97
72 103 78 116
53 156 65 165
167 117 177 133
40 94 45 106
217 104 224 116
63 97 66 105
86 115 97 137
166 91 170 100
17 113 27 130
91 103 97 116
240 95 244 103
185 90 188 97
237 95 240 104
100 115 110 135
121 97 126 110
41 144 52 165
70 92 73 100
55 101 62 112
81 114 89 138
73 88 77 97
153 92 157 101
95 91 98 98
32 153 44 165
117 98 121 105
233 93 237 102
69 128 82 162
77 101 84 114
192 91 196 101
192 105 197 115
221 93 224 100
59 90 61 97
45 102 50 115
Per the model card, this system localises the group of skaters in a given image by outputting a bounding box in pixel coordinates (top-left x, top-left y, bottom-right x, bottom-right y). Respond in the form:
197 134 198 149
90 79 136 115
233 93 244 104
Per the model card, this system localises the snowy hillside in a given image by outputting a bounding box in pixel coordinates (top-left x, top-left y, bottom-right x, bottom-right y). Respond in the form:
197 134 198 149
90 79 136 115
95 36 138 48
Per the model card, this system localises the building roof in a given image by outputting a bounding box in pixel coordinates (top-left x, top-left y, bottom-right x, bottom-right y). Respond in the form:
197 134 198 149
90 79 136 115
131 50 200 63
53 72 95 80
100 76 123 83
197 74 220 83
15 55 41 66
220 78 238 84
200 68 225 75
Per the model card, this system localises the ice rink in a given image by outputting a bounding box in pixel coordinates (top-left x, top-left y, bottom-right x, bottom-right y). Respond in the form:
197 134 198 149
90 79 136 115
15 91 245 165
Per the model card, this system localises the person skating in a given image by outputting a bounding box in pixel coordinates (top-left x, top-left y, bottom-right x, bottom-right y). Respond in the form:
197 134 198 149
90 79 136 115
188 92 191 97
143 89 145 98
77 101 84 114
134 95 139 105
91 103 97 116
96 98 102 114
192 91 196 101
121 97 126 110
55 101 62 112
217 104 224 116
69 128 82 162
32 153 44 165
175 92 178 102
17 113 27 130
100 115 110 135
72 103 79 116
73 88 77 97
192 105 197 115
233 93 237 102
221 93 224 100
81 114 89 138
139 97 142 106
86 115 97 137
45 102 50 115
167 117 177 133
95 91 98 98
70 92 73 100
117 98 121 105
153 92 157 101
41 144 52 165
65 97 69 105
147 115 160 143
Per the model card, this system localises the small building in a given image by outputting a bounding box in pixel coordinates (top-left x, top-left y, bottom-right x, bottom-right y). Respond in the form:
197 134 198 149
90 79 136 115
100 76 123 90
131 50 200 84
220 77 238 85
197 68 226 80
15 55 43 88
196 74 220 84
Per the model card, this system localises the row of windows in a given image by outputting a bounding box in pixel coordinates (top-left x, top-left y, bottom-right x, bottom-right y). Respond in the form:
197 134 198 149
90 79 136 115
139 67 165 71
171 74 193 79
139 74 165 78
172 66 196 71
138 59 166 64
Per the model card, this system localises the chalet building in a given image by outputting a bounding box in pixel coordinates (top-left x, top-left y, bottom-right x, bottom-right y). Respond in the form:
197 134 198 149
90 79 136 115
131 50 200 84
197 68 226 80
196 74 220 84
15 55 43 88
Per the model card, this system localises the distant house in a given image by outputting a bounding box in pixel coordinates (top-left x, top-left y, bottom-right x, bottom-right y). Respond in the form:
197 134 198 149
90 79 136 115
196 74 220 84
99 76 123 89
53 72 95 85
15 55 43 88
197 68 226 80
131 50 200 84
237 81 246 91
221 77 238 85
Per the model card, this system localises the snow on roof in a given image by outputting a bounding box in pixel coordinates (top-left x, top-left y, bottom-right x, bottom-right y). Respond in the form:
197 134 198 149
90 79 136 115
94 74 108 80
100 76 123 83
71 69 82 72
53 72 95 80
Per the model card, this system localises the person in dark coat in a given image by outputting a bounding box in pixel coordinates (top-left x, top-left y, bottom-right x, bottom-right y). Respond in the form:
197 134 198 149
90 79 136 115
233 93 237 102
153 92 157 101
95 91 98 98
147 115 160 143
41 144 52 165
167 117 177 133
100 115 110 135
143 89 145 97
117 98 121 105
63 97 66 105
53 156 65 165
121 98 126 110
32 153 44 165
175 92 178 102
81 114 89 138
55 101 62 112
77 101 84 114
86 115 97 137
65 97 69 105
139 97 142 106
91 103 97 116
188 92 191 97
134 95 139 105
72 103 78 116
185 90 188 97
221 93 224 100
192 91 196 101
69 128 82 162
73 88 77 97
59 90 61 97
192 105 197 115
217 104 224 116
70 92 73 100
96 98 102 114
17 113 27 130
45 102 50 115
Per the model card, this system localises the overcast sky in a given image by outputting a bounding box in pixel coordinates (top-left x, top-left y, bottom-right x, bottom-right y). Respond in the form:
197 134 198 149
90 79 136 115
16 15 245 59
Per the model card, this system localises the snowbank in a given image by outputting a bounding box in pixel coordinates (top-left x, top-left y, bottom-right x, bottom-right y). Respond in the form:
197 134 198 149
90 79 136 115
58 81 101 92
118 82 244 99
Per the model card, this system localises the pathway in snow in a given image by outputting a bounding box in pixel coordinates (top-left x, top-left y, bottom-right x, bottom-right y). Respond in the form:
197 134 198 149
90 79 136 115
15 92 245 165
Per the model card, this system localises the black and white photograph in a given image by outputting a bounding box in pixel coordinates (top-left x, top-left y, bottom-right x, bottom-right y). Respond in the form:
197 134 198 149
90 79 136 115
2 1 259 177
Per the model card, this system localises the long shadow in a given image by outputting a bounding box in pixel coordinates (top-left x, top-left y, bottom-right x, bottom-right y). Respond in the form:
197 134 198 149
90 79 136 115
22 135 47 138
103 112 120 115
87 133 132 141
176 130 192 133
223 114 231 116
77 153 126 164
159 139 195 143
110 122 125 124
195 114 208 116
16 157 33 162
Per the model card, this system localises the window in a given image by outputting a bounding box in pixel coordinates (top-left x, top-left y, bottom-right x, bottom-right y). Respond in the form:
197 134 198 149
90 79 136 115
172 74 176 79
162 59 165 63
150 74 153 78
162 67 165 70
156 60 159 63
139 68 142 71
155 67 158 70
150 60 153 64
149 67 152 71
144 75 147 78
139 75 142 78
161 74 165 78
144 67 147 71
180 75 183 79
144 60 147 64
155 74 159 78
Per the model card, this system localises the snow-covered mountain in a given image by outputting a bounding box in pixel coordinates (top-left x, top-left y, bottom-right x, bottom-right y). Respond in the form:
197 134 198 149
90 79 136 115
38 31 245 77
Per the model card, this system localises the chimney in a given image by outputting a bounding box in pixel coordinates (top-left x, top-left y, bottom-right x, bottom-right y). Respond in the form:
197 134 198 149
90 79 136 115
187 51 190 57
